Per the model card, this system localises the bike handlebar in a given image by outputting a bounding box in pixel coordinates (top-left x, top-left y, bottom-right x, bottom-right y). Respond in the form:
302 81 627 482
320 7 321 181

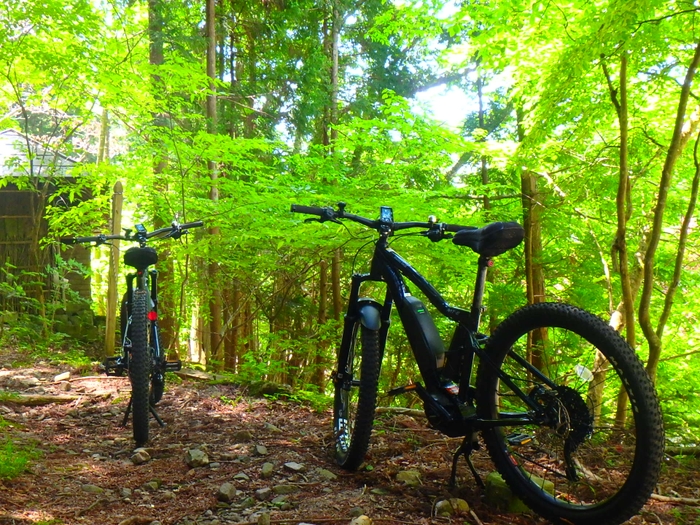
290 203 475 237
179 220 205 230
60 234 121 245
60 220 205 246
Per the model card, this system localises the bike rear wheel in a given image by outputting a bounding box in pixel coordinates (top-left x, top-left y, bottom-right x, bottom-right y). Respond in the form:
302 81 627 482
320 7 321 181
333 323 381 470
129 289 151 445
475 302 664 525
123 292 163 407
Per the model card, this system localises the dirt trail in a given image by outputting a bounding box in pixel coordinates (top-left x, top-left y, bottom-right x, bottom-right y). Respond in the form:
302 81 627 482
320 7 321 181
0 359 697 525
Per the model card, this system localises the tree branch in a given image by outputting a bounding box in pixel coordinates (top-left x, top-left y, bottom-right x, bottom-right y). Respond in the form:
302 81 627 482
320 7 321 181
428 193 521 202
639 39 700 382
656 130 700 337
636 8 700 29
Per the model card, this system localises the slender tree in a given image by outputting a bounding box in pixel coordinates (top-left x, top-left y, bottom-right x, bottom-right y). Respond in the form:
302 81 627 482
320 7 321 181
206 0 223 368
639 40 700 383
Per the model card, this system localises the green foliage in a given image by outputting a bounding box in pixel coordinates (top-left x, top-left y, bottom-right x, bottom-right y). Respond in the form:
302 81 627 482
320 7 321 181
0 438 40 480
32 346 94 369
0 391 21 403
264 387 331 413
3 0 700 445
219 394 242 407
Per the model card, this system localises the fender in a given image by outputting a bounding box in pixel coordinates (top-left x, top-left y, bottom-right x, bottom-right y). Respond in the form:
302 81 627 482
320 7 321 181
356 298 382 331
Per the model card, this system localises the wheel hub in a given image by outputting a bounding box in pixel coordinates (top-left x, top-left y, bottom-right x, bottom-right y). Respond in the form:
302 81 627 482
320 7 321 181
531 385 593 449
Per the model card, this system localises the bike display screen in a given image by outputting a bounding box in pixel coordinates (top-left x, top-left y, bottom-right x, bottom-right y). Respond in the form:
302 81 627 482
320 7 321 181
380 206 393 223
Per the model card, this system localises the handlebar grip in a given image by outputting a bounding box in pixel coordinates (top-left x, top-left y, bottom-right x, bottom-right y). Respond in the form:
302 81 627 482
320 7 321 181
181 221 204 229
291 204 329 216
64 236 101 244
60 237 77 245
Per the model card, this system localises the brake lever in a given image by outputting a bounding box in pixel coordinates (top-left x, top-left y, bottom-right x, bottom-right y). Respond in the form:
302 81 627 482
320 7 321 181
304 217 341 225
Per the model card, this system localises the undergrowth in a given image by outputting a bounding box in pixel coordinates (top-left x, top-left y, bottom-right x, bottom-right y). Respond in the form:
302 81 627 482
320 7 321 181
0 436 40 480
1 330 96 370
264 388 331 413
0 391 21 403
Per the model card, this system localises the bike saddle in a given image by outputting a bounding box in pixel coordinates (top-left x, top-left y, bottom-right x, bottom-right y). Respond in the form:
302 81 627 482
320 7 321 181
452 221 524 257
124 246 158 269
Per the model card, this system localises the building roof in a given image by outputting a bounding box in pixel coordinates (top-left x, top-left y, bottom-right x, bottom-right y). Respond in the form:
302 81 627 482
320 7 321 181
0 129 77 177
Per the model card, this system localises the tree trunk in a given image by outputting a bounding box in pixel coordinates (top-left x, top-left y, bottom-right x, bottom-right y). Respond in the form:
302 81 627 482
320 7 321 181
224 284 241 372
206 0 223 369
599 54 634 427
245 301 256 371
147 0 180 356
603 54 636 346
330 0 340 145
517 106 546 370
657 133 700 337
312 260 328 390
320 0 341 148
97 109 109 164
104 181 123 359
639 40 700 383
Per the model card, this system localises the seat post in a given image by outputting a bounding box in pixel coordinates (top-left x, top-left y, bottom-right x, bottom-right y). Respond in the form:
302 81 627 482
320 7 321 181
468 255 492 332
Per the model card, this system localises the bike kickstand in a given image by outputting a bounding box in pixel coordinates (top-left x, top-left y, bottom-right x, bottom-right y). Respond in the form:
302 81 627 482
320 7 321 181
150 405 166 428
121 398 132 427
449 435 485 490
121 397 165 429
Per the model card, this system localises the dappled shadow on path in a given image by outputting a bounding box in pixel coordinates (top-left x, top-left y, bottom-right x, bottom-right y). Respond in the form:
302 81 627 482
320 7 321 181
0 355 697 525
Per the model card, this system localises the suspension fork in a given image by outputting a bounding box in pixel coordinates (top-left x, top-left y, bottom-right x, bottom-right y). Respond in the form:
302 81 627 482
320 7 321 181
377 287 393 362
335 272 391 383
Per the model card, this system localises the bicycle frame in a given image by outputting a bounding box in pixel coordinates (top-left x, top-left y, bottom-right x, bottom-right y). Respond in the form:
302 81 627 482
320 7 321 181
340 229 546 428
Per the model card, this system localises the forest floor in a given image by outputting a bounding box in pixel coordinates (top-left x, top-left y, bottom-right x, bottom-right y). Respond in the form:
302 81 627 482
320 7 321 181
0 349 699 525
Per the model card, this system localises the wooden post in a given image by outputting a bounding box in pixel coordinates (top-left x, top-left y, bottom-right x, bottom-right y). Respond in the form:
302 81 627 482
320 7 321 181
104 181 123 358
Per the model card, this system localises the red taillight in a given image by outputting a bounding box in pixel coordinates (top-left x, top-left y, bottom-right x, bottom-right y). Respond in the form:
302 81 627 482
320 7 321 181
148 311 158 321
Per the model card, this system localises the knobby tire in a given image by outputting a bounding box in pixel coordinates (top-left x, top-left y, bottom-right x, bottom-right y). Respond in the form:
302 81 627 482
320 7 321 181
475 302 664 525
333 323 381 470
129 289 151 445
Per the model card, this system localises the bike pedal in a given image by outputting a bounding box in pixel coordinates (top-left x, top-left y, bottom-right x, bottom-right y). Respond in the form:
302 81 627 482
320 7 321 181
164 360 182 372
506 432 533 446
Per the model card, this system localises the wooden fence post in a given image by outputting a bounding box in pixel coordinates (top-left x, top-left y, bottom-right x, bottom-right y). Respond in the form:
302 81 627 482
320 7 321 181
104 181 123 358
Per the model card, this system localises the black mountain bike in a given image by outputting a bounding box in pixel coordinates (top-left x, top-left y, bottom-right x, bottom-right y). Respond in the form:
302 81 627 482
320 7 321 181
291 202 664 525
62 220 203 445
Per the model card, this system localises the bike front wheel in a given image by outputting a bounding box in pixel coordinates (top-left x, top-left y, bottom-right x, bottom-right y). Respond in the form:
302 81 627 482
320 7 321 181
129 289 151 445
333 322 381 470
475 302 664 525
